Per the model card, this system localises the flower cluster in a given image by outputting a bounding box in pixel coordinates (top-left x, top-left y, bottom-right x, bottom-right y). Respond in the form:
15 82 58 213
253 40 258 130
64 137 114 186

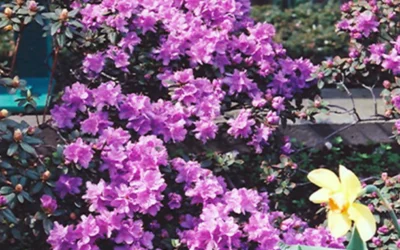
317 0 400 141
49 135 345 249
43 0 340 249
52 0 318 154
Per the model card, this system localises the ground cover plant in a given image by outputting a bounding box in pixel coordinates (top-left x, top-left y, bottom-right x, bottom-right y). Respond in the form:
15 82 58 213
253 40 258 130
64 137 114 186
0 0 399 249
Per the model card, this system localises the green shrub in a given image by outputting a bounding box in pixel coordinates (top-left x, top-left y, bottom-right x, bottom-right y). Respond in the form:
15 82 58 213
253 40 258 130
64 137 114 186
251 1 349 63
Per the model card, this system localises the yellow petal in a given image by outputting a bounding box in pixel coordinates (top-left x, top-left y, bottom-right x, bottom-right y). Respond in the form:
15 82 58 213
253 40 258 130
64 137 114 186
308 168 340 191
327 210 352 238
348 203 376 241
339 165 361 203
309 188 331 204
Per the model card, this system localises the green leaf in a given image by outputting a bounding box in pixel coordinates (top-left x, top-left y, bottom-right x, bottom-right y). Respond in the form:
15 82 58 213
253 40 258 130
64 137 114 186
20 142 37 156
43 218 53 234
11 228 21 240
25 170 40 180
0 20 9 28
4 193 15 204
346 227 368 250
24 16 32 25
0 161 12 170
50 21 62 36
0 186 13 195
35 14 44 26
65 27 73 39
31 182 43 194
24 136 42 145
12 24 20 32
21 191 33 202
2 208 17 224
7 143 19 157
57 34 65 47
17 194 24 203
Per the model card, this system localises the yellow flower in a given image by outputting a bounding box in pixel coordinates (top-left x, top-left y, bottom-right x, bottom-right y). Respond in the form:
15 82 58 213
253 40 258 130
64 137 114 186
307 165 376 241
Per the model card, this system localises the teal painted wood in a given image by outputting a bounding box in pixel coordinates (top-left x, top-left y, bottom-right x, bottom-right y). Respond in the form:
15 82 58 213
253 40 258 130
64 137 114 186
0 14 52 113
0 77 48 112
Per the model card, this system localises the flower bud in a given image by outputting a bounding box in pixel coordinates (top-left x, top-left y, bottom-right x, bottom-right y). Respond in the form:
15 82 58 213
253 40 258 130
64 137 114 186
383 80 391 89
27 126 35 135
381 172 388 181
41 170 51 181
0 109 8 119
314 99 321 108
11 76 20 88
15 184 23 192
16 0 25 6
4 7 12 18
13 129 23 142
59 9 69 21
3 25 12 31
266 175 275 183
69 212 77 220
28 0 38 12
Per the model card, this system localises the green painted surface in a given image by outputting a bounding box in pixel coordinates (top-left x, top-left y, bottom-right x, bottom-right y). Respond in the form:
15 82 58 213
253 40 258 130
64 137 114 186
0 14 52 112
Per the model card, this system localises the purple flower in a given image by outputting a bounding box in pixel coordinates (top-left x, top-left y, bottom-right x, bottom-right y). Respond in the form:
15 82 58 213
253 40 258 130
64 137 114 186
50 105 76 129
0 195 7 206
227 109 255 139
369 43 386 64
382 50 400 74
355 11 379 37
168 193 182 210
41 195 57 214
76 215 100 248
62 82 91 111
83 52 105 74
271 96 285 112
193 119 218 143
64 138 93 168
224 69 257 96
47 222 79 250
266 111 280 125
55 175 83 198
92 81 121 110
81 111 112 135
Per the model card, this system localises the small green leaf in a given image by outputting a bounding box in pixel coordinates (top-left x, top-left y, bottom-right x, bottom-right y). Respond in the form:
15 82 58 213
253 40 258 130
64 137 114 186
11 228 21 240
43 218 53 234
0 186 13 195
50 22 62 36
31 182 43 194
17 194 24 203
7 143 18 156
20 142 37 156
347 227 368 250
5 193 15 204
2 208 17 224
25 170 40 180
35 14 44 25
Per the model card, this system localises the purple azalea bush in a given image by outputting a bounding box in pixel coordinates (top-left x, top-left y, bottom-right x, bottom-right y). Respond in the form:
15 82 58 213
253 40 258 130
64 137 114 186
0 0 359 249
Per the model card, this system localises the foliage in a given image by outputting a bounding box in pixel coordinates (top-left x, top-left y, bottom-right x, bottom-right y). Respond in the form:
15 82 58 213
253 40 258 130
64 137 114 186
251 1 349 64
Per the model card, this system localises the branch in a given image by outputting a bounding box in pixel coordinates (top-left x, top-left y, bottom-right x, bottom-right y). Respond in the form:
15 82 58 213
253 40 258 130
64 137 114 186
42 47 60 124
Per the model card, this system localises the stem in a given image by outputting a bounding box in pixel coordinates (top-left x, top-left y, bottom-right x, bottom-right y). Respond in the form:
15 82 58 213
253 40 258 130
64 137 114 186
363 185 400 236
42 47 59 124
9 31 23 76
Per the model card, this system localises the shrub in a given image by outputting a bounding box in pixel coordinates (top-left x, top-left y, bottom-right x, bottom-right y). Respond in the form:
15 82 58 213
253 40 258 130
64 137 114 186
0 0 349 249
251 1 349 64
